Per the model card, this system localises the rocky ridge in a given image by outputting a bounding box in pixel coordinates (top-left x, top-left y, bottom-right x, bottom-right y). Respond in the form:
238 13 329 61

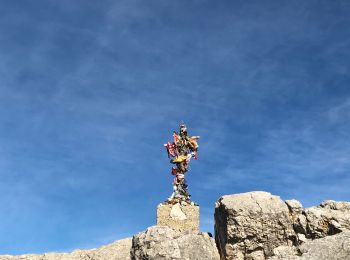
0 238 132 260
0 227 218 260
1 192 350 260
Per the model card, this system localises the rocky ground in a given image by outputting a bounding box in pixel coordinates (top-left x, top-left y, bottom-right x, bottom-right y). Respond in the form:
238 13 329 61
0 227 218 260
1 191 349 259
0 238 132 260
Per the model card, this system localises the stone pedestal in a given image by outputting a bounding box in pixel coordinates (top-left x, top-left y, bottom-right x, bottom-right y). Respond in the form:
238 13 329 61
157 203 200 233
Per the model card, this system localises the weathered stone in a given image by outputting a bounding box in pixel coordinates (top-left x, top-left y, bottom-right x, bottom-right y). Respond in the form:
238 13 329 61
215 191 297 260
157 203 199 233
320 200 350 211
285 199 308 243
285 200 303 214
296 234 307 243
0 238 132 260
298 230 350 259
264 229 350 260
215 192 350 259
268 245 299 260
131 226 219 260
303 200 350 239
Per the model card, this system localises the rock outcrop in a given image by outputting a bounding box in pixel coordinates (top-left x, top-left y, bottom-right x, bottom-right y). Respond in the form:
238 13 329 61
1 191 349 260
0 238 132 260
301 200 350 239
215 191 296 259
0 226 220 260
269 231 350 260
215 191 350 260
298 230 350 260
131 226 219 260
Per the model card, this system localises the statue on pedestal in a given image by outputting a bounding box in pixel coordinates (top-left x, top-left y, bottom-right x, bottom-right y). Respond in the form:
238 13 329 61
163 122 200 205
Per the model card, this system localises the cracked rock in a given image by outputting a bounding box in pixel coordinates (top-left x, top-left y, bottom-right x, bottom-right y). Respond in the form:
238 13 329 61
215 191 297 260
131 226 219 260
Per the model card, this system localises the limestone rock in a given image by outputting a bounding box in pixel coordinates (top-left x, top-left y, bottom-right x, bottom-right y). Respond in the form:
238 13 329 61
268 231 350 260
303 200 350 239
0 238 132 260
285 200 303 214
268 245 300 260
157 203 199 233
131 226 220 260
215 192 350 259
320 200 350 211
285 199 308 243
285 199 350 241
298 230 350 259
215 191 297 260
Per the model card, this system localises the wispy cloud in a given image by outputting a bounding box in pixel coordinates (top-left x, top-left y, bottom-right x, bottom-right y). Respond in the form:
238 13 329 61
197 99 350 207
1 0 350 254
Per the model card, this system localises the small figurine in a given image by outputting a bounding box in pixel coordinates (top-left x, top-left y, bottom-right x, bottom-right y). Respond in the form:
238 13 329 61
163 122 200 205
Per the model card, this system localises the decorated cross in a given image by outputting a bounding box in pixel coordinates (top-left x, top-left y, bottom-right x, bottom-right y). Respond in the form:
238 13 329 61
164 122 200 205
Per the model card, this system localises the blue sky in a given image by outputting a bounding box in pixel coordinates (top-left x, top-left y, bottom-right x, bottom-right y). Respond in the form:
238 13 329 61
1 0 350 255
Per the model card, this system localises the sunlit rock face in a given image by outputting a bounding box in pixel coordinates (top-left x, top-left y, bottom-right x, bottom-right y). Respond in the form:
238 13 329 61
301 200 350 239
157 202 200 233
131 226 220 260
215 191 297 260
215 191 350 260
0 238 133 260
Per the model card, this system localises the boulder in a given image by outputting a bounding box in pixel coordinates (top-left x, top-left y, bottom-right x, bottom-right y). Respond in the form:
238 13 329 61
131 226 219 260
286 199 350 240
303 200 350 239
215 192 350 260
214 191 297 260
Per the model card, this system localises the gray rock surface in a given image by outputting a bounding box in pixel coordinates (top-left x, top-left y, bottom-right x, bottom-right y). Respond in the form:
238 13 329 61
303 200 350 239
285 200 303 213
215 192 350 260
131 226 220 260
269 231 350 260
0 225 219 260
268 245 300 260
0 238 132 260
215 191 297 260
298 230 350 260
285 199 350 240
285 199 308 244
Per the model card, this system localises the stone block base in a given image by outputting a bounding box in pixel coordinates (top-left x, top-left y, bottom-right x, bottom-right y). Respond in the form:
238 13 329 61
157 203 199 233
